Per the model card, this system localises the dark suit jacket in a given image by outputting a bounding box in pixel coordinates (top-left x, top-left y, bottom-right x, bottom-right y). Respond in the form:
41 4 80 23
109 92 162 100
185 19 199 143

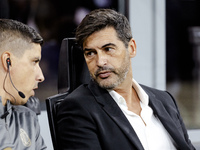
57 80 195 150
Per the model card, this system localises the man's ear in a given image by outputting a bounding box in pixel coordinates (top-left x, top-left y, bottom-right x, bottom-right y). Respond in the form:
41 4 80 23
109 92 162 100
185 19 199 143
1 52 11 71
128 38 137 58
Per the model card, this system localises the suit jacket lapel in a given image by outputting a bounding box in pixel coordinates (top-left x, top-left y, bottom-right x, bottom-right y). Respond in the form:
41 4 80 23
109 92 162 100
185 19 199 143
88 81 144 150
141 85 190 150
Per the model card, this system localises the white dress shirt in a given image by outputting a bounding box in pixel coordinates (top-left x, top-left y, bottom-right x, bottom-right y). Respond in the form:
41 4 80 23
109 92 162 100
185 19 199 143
108 79 177 150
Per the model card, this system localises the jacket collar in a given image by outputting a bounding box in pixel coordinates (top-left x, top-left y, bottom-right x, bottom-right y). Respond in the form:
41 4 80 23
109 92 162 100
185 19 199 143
0 97 4 119
88 81 190 150
0 97 12 122
141 85 190 150
88 80 145 150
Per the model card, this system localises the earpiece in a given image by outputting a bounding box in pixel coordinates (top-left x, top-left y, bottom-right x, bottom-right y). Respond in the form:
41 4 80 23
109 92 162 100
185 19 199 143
6 58 11 68
4 57 26 99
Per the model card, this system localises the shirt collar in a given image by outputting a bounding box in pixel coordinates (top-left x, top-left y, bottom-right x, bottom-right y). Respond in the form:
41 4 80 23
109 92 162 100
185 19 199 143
108 78 149 106
0 97 13 120
0 97 4 116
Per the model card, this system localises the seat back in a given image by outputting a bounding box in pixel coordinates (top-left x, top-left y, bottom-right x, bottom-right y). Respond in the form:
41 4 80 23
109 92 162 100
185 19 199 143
58 38 90 93
46 38 90 150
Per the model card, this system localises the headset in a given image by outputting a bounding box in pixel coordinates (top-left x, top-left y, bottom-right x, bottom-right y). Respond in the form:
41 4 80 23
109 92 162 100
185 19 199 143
6 58 25 98
1 58 26 119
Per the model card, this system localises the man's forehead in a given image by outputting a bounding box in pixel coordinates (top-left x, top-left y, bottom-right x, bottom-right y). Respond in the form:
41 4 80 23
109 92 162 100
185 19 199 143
23 44 41 56
83 35 119 50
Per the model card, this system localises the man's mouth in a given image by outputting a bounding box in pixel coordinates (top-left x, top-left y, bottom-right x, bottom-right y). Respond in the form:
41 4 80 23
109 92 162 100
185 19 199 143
97 71 112 78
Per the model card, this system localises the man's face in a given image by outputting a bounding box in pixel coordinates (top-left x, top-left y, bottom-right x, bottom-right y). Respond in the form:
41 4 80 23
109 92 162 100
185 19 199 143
83 27 134 90
10 43 44 105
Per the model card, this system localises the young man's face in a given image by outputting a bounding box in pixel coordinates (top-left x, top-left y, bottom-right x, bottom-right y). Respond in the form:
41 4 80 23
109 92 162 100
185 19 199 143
10 43 44 105
83 27 136 90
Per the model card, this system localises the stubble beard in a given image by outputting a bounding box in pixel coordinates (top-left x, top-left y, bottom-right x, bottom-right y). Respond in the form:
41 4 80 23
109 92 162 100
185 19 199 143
91 52 130 90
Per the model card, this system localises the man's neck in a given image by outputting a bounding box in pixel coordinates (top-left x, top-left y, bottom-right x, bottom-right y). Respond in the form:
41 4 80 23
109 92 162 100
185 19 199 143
0 91 7 106
113 78 142 115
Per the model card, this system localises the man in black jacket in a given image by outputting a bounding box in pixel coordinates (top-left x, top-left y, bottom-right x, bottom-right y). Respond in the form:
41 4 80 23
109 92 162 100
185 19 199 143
57 9 195 150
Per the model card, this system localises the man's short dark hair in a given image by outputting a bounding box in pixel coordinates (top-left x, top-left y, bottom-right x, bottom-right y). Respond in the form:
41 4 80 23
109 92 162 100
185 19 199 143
0 19 43 57
76 9 132 48
0 19 43 45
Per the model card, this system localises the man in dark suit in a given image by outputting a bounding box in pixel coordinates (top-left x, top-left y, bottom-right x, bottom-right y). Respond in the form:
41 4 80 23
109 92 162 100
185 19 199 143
57 9 195 150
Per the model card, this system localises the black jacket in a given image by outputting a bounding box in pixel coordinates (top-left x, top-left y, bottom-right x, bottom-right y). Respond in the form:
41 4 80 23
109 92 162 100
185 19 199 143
57 80 195 150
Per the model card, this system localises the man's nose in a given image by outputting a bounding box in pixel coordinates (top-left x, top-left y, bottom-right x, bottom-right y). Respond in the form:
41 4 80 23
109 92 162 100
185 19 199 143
37 67 45 82
96 53 108 67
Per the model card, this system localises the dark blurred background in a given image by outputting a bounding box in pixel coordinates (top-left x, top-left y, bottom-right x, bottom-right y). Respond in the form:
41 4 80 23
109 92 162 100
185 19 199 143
166 0 200 129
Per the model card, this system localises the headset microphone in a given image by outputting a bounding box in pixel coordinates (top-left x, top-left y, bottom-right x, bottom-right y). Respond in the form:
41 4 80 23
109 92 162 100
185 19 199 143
6 58 26 99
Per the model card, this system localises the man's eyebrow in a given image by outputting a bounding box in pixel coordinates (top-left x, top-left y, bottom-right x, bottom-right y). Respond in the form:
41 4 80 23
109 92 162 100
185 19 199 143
35 56 41 59
83 43 117 52
101 43 117 48
83 48 93 53
33 56 41 61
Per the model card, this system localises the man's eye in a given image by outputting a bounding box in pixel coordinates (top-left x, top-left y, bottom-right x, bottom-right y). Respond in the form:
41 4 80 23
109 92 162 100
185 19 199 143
85 51 95 56
34 60 39 64
105 47 113 51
